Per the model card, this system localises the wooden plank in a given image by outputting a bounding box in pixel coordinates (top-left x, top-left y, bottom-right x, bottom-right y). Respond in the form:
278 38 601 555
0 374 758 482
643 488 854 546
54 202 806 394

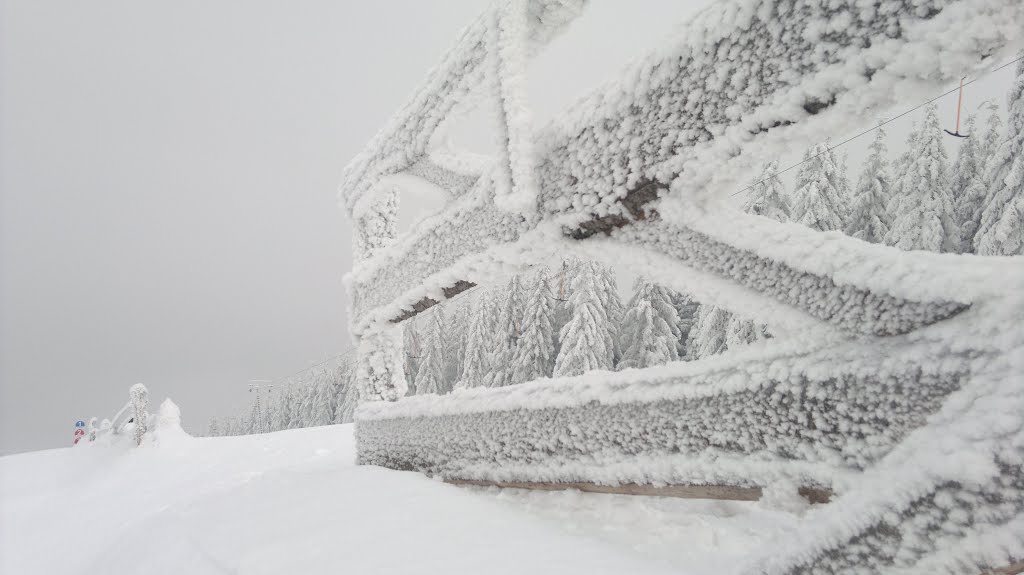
389 280 476 324
445 479 833 504
984 560 1024 575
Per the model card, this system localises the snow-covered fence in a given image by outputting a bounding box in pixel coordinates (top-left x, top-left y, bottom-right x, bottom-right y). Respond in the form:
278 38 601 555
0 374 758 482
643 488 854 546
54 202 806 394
342 0 1024 573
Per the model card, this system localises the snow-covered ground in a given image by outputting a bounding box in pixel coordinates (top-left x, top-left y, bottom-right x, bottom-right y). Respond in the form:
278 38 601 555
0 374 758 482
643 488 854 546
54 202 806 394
0 411 802 575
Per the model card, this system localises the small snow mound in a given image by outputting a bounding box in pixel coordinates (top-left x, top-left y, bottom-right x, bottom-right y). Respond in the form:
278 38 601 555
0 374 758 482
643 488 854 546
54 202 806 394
143 399 191 447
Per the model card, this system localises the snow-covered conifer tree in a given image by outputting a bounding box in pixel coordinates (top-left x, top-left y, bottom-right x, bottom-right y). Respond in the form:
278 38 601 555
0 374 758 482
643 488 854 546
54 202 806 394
458 292 498 388
958 101 1003 252
846 126 892 242
950 114 982 247
885 122 918 221
308 370 335 427
207 417 220 437
619 300 677 370
510 267 556 385
296 382 316 428
334 359 359 424
274 384 295 430
553 266 614 377
551 258 578 355
790 143 849 231
440 305 465 391
403 322 421 393
668 289 699 357
885 104 960 252
129 383 148 444
414 312 446 395
689 304 731 359
619 278 680 369
591 262 625 364
489 275 526 387
725 315 766 350
975 58 1024 255
744 160 790 222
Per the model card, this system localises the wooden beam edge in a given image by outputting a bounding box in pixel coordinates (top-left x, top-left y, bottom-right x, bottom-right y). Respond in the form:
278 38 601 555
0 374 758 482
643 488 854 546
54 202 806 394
389 280 477 324
984 560 1024 575
444 478 833 504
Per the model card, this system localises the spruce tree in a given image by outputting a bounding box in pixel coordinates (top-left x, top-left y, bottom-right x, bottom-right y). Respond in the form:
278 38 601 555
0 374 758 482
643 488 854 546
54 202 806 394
414 312 446 395
309 370 335 427
975 58 1024 255
489 275 526 387
744 160 790 222
689 304 731 359
458 291 498 388
510 267 557 385
951 114 982 250
958 101 1003 252
551 258 579 357
619 279 680 369
790 143 849 231
437 305 463 392
725 315 765 349
335 361 360 424
846 127 892 242
591 262 625 364
403 322 421 394
296 381 316 428
885 122 919 222
885 104 960 252
668 289 699 358
553 266 614 377
274 383 295 430
428 304 456 392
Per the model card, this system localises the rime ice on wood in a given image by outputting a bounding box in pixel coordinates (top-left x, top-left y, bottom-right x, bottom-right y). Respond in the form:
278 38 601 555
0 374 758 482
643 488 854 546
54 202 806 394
339 1 1024 573
975 56 1024 256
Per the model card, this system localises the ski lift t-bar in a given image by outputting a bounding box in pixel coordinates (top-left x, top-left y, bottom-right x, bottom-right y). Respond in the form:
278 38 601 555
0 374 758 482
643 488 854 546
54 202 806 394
944 76 970 138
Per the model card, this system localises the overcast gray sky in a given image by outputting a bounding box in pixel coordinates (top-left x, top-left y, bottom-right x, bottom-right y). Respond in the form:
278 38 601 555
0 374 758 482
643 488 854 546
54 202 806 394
0 1 723 454
2 1 1015 455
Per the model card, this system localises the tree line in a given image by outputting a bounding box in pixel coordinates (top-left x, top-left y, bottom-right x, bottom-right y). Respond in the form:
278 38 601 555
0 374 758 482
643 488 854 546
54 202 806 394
208 58 1023 435
783 57 1023 255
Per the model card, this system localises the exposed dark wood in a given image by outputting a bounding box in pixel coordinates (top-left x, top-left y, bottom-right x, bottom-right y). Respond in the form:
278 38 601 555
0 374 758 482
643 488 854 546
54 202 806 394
567 179 666 240
445 478 832 504
389 280 476 324
797 486 833 504
983 560 1024 575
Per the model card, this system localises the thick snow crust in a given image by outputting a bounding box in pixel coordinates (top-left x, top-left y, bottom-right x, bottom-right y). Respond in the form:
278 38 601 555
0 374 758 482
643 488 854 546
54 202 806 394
340 0 585 217
343 0 1024 336
0 423 814 575
339 0 1024 572
357 287 1024 574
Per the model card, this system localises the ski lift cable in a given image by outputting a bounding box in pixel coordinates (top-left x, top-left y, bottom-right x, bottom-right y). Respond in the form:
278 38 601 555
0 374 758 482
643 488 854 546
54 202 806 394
731 53 1024 198
257 54 1024 390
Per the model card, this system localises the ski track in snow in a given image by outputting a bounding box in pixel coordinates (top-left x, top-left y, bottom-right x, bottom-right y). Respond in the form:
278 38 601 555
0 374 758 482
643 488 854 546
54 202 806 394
0 423 803 575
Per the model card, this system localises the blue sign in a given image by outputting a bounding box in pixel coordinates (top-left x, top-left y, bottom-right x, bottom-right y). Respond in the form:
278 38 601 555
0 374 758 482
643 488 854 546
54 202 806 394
75 420 85 428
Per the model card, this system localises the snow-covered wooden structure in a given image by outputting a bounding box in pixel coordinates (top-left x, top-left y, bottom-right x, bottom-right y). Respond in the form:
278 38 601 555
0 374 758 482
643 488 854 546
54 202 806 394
341 1 1024 573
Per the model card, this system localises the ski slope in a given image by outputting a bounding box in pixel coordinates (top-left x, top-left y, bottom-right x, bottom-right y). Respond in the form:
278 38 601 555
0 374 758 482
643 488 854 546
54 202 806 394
0 403 802 575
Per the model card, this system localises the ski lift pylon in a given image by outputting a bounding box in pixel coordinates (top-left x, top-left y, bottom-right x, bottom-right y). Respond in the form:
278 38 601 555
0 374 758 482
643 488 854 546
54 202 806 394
944 76 970 138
